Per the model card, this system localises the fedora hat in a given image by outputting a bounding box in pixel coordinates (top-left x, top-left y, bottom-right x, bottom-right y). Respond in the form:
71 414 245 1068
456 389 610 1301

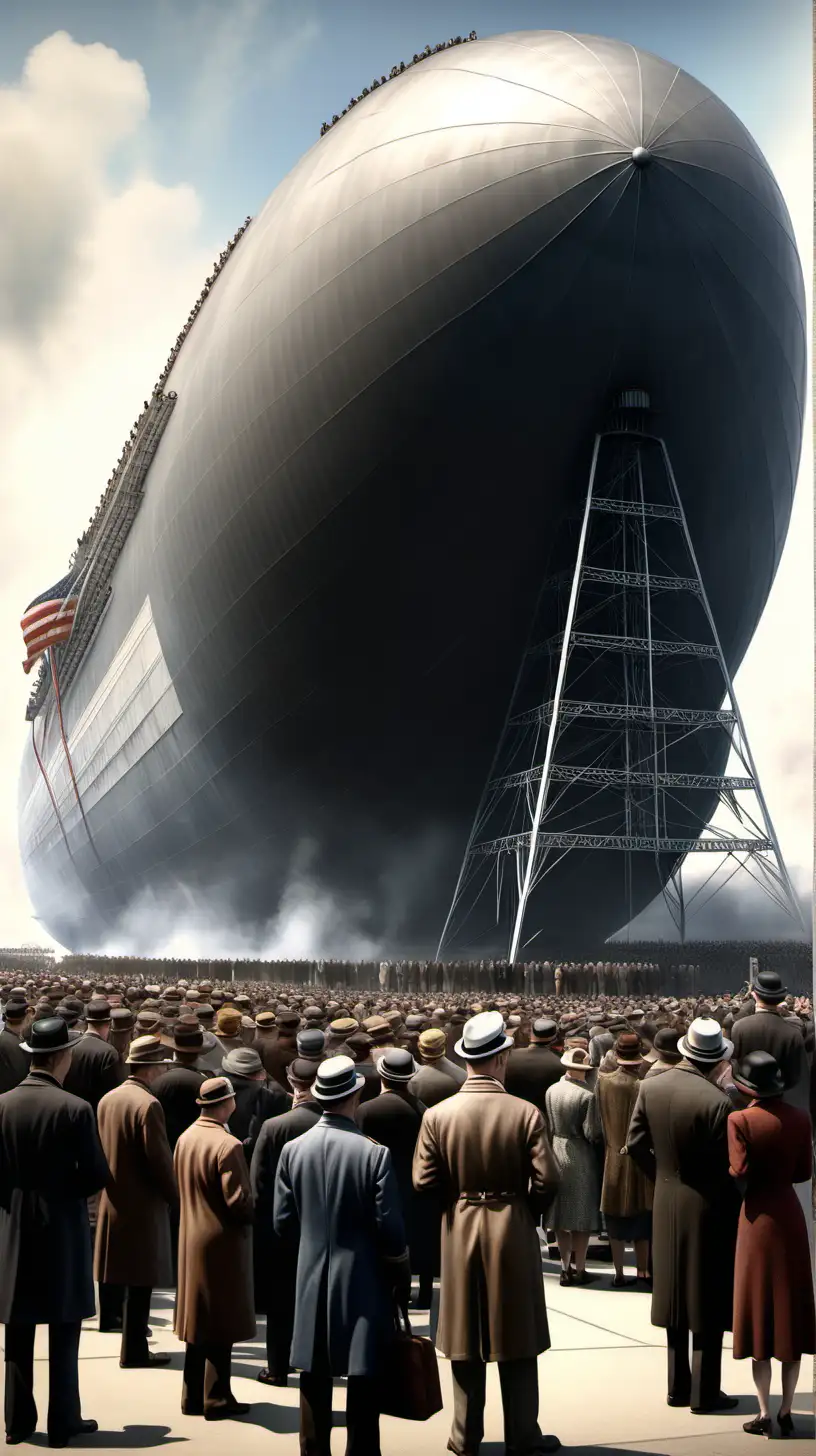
85 998 112 1024
125 1035 172 1066
22 1016 81 1055
615 1032 645 1064
379 1048 417 1083
733 1051 785 1099
313 1055 365 1103
221 1047 263 1079
677 1017 733 1064
561 1045 592 1069
287 1057 319 1087
169 1016 204 1053
196 1076 236 1107
653 1028 682 1063
455 1010 513 1062
753 970 786 1004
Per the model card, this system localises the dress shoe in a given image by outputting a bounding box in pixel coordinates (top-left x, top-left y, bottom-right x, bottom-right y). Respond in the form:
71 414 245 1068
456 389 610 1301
48 1419 98 1447
537 1438 561 1453
743 1414 772 1437
667 1395 690 1407
572 1270 597 1286
257 1369 288 1387
120 1352 171 1368
204 1403 251 1421
99 1320 122 1333
691 1393 739 1414
6 1431 36 1446
611 1272 628 1288
777 1411 796 1439
558 1269 573 1287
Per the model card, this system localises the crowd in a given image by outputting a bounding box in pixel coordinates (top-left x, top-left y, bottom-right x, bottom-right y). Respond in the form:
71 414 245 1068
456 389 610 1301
319 32 479 136
20 939 811 997
0 963 812 1448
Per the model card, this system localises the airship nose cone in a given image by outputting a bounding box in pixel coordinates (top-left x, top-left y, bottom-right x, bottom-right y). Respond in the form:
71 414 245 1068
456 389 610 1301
631 145 652 167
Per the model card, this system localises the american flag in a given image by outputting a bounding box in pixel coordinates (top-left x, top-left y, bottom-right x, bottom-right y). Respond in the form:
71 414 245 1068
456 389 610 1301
21 572 79 674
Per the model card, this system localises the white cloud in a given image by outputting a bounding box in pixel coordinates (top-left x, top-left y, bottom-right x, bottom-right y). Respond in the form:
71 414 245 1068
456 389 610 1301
0 31 215 946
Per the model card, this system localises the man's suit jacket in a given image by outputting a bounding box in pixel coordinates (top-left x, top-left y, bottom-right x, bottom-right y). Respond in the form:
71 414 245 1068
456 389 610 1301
63 1031 124 1113
153 1063 206 1151
730 1009 807 1103
0 1027 29 1095
410 1061 459 1107
504 1043 564 1116
626 1061 740 1334
0 1071 108 1324
274 1112 407 1377
228 1076 291 1155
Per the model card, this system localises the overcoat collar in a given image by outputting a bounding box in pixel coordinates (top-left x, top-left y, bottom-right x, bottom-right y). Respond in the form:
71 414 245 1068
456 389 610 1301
23 1071 62 1089
459 1075 506 1094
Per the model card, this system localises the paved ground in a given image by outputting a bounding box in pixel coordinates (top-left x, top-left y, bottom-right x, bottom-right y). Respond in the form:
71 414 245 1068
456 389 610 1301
2 1249 813 1452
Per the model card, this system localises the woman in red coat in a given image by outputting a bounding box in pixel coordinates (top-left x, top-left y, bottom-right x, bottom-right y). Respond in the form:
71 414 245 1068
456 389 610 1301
728 1050 815 1439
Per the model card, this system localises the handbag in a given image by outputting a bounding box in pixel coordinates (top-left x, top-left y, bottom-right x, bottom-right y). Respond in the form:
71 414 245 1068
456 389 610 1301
379 1306 443 1421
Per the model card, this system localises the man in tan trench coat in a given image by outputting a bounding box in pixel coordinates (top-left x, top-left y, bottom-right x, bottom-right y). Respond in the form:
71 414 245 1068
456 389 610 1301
413 1010 561 1455
174 1076 255 1420
95 1034 177 1368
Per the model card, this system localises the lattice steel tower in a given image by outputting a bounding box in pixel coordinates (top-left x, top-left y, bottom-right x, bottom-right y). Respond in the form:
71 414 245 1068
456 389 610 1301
437 390 804 960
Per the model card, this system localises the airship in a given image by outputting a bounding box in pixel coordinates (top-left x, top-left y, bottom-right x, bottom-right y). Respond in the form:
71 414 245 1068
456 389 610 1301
18 30 805 953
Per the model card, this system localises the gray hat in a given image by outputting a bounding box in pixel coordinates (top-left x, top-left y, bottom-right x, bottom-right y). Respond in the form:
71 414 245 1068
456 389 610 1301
221 1046 263 1079
379 1048 418 1083
297 1028 326 1060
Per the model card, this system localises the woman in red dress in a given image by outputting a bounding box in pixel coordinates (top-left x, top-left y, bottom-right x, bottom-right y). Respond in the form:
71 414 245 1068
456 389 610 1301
728 1050 815 1438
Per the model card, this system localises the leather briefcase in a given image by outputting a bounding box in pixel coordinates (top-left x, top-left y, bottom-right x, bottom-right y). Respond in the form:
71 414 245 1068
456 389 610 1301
379 1307 443 1421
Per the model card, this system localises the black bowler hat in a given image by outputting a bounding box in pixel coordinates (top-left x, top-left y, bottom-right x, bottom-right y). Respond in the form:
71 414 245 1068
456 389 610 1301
753 971 786 1004
532 1018 558 1043
21 1016 81 1055
733 1051 785 1099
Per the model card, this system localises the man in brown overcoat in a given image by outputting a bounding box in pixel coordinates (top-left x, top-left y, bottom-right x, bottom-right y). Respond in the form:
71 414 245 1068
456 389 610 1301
95 1035 177 1368
413 1011 561 1455
626 1017 741 1414
174 1076 254 1420
596 1032 653 1286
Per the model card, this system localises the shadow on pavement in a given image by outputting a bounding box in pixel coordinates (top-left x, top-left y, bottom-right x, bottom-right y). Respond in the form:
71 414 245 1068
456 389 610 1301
28 1428 185 1448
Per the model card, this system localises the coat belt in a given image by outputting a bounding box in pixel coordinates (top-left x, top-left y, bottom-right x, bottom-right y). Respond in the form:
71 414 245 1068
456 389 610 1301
458 1191 518 1204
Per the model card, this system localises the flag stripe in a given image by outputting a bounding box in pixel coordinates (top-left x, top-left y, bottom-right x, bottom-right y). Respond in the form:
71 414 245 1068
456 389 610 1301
21 597 78 634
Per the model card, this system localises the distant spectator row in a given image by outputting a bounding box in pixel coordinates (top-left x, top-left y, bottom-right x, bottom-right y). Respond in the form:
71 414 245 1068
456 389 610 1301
319 32 478 136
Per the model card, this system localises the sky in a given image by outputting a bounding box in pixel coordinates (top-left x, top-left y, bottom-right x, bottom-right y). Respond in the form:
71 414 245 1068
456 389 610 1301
0 0 811 951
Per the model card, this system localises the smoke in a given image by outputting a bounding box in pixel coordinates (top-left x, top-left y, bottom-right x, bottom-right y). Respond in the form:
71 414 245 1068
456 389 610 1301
612 868 812 943
92 838 382 961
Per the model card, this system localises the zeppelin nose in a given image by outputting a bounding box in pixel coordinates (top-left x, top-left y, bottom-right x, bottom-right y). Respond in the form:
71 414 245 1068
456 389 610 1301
631 146 652 168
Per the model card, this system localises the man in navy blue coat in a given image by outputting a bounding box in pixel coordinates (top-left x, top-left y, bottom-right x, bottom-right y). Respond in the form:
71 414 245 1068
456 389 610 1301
274 1054 410 1456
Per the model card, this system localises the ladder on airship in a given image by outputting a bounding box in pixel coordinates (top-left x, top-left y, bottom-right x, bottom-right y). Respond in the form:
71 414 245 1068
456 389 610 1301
436 389 804 959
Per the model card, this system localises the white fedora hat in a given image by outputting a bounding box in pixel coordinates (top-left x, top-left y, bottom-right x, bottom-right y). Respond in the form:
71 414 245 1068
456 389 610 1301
455 1010 513 1061
677 1017 733 1064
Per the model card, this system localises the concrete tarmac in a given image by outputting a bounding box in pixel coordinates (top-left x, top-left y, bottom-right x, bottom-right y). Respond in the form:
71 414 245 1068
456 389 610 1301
2 1249 813 1453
